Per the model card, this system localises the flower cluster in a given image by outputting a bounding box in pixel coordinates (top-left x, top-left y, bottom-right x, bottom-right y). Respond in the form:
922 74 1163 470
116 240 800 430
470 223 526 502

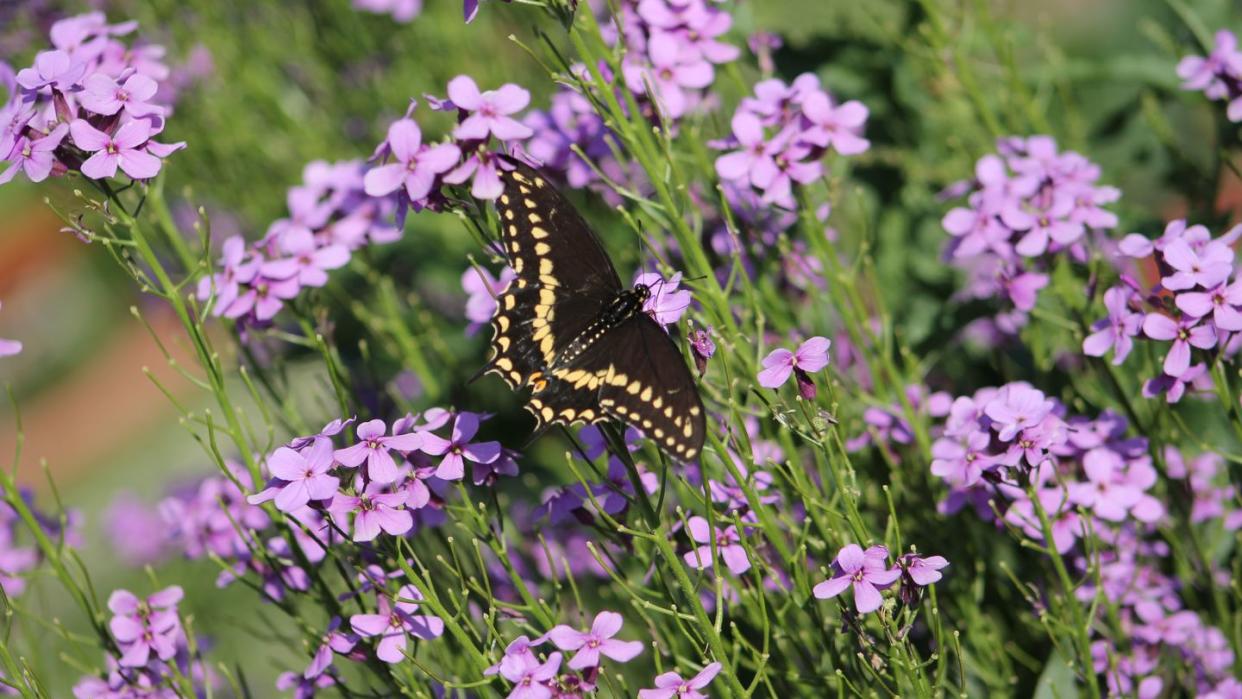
846 385 952 462
941 136 1119 337
928 382 1239 695
196 160 400 324
714 73 868 208
813 544 947 614
610 0 739 121
428 76 532 199
74 586 215 698
485 611 643 697
1177 30 1242 122
2 12 185 186
1085 219 1241 402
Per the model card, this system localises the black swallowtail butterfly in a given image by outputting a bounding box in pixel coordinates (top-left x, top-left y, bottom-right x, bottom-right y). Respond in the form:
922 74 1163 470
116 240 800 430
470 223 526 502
481 156 706 461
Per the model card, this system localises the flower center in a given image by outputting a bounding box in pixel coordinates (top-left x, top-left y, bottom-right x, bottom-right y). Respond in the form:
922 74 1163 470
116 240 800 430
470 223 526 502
105 142 119 155
367 439 381 450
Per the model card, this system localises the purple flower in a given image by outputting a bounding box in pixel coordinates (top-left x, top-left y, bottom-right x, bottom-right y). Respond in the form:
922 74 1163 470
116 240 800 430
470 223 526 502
929 430 993 487
276 673 335 699
0 124 68 185
69 119 163 180
328 485 412 542
635 271 692 327
16 50 86 91
1142 313 1216 378
420 412 501 481
812 544 900 614
1161 238 1233 291
259 228 350 288
304 617 357 679
79 72 162 117
247 441 340 513
443 147 507 199
334 418 423 484
447 76 533 142
1143 363 1212 404
484 635 542 677
500 652 562 699
1083 286 1143 364
462 265 515 332
0 302 22 358
758 336 830 388
363 118 461 202
350 584 445 663
898 553 949 586
1176 280 1242 331
108 586 184 667
983 382 1053 441
683 516 750 575
800 91 869 154
627 32 715 119
545 611 643 670
689 325 715 375
353 0 423 22
637 662 723 699
715 111 778 185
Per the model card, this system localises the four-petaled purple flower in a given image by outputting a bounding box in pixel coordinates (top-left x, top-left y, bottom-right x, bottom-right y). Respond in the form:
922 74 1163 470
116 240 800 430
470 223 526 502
635 271 692 327
334 418 423 484
683 516 750 576
363 118 461 203
247 440 340 513
79 72 162 117
1083 286 1143 364
500 651 562 699
812 544 900 614
350 584 445 663
0 124 68 185
758 336 831 397
448 76 533 142
420 412 501 481
638 662 724 699
69 119 163 180
329 484 413 542
545 611 644 670
1141 313 1216 378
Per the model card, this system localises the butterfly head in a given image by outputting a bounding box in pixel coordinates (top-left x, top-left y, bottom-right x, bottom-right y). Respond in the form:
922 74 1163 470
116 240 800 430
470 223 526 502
632 283 651 304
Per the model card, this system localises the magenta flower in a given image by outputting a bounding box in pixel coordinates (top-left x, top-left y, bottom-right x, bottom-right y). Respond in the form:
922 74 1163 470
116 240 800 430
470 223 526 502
69 119 163 180
420 412 501 481
983 382 1053 441
638 662 723 699
683 516 750 575
500 652 562 699
329 485 412 542
929 430 993 487
350 584 445 663
259 229 350 288
632 32 715 118
79 72 162 117
304 617 357 679
812 544 900 614
1143 363 1212 404
247 441 340 513
334 418 423 484
363 118 461 201
484 635 542 677
1142 313 1216 378
898 553 949 586
715 111 778 185
545 611 643 670
447 76 533 142
0 124 68 185
15 49 86 91
1160 238 1233 291
634 271 692 327
800 91 869 155
758 336 830 389
1175 281 1242 331
689 326 715 375
443 147 507 199
276 673 336 699
462 265 515 331
1083 286 1143 364
108 586 184 667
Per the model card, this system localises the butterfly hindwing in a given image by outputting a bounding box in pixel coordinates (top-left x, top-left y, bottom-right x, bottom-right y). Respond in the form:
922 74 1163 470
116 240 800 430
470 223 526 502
554 315 706 461
485 281 546 389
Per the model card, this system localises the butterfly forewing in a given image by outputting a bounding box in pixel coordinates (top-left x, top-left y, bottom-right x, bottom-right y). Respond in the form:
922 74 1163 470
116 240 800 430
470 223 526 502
494 157 622 293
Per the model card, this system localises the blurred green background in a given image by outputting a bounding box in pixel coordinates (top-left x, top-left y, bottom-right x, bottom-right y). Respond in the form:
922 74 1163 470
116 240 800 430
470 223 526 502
0 0 1238 695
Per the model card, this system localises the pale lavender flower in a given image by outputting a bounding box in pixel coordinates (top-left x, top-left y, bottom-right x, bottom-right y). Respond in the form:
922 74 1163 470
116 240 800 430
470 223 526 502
353 0 423 22
447 76 533 142
363 118 461 202
683 516 750 575
304 617 357 679
259 229 349 288
800 91 869 155
0 124 68 184
638 662 723 699
16 49 86 91
545 611 643 670
247 441 340 513
1142 313 1216 378
758 336 830 389
635 271 692 327
420 412 501 481
500 652 561 699
108 586 184 667
328 485 413 542
812 544 900 614
983 382 1053 442
1176 280 1242 331
334 418 423 484
1161 238 1233 291
79 72 162 117
350 584 445 663
69 119 164 180
1083 286 1143 364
